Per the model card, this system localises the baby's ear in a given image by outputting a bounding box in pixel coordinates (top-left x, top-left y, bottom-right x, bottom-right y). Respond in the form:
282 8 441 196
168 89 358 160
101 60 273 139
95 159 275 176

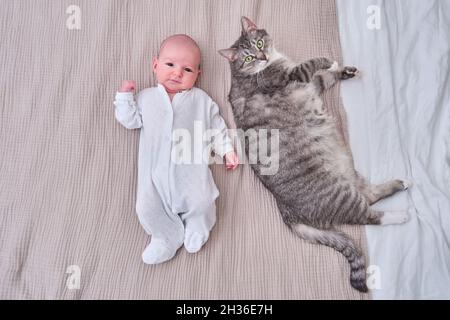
152 57 158 72
218 48 237 62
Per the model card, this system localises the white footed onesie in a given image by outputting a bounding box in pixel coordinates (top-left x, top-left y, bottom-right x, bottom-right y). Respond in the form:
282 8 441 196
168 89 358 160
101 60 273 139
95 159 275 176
114 84 234 264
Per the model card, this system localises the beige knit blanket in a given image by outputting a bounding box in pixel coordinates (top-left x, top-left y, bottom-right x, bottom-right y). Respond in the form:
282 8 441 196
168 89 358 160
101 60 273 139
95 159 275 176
0 0 368 299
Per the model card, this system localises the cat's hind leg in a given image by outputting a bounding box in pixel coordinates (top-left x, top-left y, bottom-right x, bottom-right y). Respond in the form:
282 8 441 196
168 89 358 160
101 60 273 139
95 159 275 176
334 188 410 226
378 210 411 225
341 203 410 226
356 174 411 205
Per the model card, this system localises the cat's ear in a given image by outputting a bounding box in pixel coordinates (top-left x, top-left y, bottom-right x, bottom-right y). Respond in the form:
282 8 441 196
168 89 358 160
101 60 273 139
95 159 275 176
241 16 258 34
218 48 238 62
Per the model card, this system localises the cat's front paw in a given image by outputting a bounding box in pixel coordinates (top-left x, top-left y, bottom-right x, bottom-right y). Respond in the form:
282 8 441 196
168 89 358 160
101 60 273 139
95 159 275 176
328 61 339 72
340 66 359 80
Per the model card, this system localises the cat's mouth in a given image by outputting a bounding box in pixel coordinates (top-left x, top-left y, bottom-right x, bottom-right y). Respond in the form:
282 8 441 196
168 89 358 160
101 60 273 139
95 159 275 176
257 59 269 68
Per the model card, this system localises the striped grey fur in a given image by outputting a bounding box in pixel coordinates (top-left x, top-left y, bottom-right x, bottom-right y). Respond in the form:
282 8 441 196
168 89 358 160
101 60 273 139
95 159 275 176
219 17 410 293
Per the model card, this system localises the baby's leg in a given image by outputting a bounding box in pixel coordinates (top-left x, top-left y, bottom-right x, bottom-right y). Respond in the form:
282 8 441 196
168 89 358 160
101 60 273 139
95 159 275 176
136 186 184 264
180 200 217 253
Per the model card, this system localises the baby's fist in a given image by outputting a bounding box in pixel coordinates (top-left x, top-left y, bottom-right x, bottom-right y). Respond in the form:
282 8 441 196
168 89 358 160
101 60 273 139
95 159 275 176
119 80 136 93
225 151 239 170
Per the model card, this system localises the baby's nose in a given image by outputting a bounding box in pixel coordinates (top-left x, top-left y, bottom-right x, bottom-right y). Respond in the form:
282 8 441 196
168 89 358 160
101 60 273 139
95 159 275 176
173 67 183 77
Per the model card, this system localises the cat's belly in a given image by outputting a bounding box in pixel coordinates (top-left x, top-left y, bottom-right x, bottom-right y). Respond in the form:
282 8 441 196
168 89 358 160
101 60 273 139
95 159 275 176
298 113 354 175
250 125 356 193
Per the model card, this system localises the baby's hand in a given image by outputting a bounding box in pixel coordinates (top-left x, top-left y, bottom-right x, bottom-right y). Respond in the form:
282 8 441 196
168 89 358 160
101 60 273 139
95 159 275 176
119 80 136 93
225 151 239 170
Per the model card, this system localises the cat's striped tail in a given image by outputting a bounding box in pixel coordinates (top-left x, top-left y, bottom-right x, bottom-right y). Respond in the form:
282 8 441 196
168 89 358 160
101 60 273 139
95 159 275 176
291 223 368 293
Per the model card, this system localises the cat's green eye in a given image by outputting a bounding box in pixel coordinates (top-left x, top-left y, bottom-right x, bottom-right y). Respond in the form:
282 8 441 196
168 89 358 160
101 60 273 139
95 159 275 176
256 39 264 49
244 55 255 63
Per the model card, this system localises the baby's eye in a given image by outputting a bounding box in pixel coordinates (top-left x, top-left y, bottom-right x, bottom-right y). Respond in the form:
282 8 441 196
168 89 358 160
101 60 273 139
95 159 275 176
165 63 174 67
256 39 264 49
244 55 255 63
184 68 193 73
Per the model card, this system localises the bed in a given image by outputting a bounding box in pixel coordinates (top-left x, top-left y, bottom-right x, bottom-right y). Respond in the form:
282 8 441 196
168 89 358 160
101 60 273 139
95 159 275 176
337 0 450 299
1 0 447 300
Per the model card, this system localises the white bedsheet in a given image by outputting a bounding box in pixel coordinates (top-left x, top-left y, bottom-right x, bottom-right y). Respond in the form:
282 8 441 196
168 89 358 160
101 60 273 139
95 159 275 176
337 0 450 299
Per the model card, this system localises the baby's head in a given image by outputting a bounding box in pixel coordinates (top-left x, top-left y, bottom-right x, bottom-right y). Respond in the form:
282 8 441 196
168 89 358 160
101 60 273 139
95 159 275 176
153 34 201 94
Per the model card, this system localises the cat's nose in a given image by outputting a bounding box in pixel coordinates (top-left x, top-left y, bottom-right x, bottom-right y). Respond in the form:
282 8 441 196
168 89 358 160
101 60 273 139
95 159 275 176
256 52 267 61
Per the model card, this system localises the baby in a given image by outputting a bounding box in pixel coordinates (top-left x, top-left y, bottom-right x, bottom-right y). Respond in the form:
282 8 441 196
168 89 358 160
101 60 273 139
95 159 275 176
114 34 239 264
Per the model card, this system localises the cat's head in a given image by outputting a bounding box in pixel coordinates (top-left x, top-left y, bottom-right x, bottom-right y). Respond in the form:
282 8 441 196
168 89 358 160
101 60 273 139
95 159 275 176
219 17 276 75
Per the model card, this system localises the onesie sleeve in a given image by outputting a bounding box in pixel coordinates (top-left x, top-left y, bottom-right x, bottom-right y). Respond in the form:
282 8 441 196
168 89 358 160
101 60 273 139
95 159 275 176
210 100 234 157
113 92 143 129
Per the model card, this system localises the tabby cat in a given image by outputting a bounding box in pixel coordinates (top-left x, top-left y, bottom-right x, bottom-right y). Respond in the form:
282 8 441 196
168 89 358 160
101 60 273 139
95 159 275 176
219 17 410 292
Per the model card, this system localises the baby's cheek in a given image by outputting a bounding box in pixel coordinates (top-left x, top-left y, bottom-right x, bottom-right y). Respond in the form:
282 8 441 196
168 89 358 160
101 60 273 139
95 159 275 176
186 76 198 88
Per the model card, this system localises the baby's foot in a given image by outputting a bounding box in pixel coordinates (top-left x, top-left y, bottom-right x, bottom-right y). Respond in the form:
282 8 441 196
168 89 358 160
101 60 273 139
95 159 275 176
142 238 178 264
184 229 209 253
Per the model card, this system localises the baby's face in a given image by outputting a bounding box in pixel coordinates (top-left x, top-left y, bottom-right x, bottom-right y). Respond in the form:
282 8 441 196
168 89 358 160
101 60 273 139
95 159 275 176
153 41 201 94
